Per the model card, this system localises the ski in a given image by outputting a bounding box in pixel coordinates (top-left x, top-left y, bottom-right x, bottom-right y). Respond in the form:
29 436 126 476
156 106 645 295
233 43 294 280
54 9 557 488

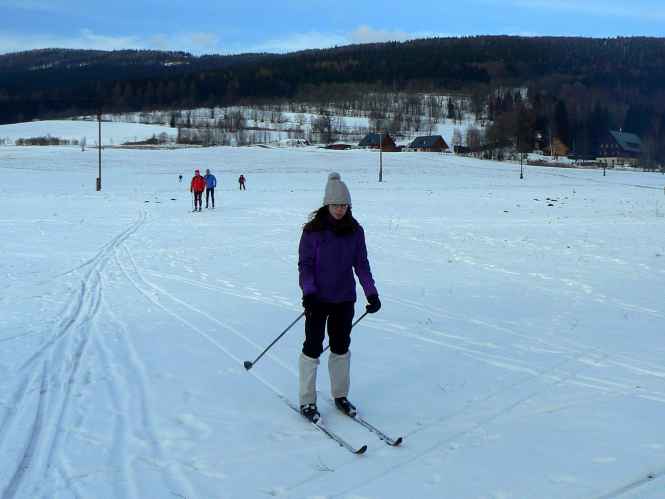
313 420 368 455
342 412 403 446
283 398 367 455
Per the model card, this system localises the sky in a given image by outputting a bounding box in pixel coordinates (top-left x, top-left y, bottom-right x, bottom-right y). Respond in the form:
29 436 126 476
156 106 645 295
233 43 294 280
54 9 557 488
1 0 665 56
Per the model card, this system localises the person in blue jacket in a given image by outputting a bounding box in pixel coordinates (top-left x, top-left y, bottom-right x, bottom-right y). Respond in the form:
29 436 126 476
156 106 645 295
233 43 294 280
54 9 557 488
297 172 381 423
203 169 217 209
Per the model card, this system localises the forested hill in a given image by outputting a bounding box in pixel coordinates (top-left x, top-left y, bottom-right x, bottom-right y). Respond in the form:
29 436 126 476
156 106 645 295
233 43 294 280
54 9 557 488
2 36 665 128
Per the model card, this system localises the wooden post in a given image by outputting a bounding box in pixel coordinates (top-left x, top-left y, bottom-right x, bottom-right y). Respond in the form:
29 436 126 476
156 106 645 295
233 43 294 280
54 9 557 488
379 133 383 182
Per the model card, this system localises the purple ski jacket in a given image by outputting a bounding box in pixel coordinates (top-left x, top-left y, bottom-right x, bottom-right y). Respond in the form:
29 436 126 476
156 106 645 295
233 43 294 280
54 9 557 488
298 218 377 303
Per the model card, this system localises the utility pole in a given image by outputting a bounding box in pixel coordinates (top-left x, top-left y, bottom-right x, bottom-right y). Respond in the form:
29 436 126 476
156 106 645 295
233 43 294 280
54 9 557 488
518 135 524 179
96 111 102 191
378 132 383 182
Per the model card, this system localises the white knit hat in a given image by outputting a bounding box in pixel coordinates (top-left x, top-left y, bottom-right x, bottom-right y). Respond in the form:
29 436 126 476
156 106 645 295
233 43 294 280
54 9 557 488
323 172 351 206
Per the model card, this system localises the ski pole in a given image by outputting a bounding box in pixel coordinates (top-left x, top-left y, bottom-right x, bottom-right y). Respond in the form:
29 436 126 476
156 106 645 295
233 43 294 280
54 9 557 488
243 311 305 370
191 191 194 211
322 311 368 353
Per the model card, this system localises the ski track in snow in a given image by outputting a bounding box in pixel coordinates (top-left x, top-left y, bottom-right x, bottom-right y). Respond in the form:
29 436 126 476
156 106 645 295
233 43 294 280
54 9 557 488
111 242 393 494
111 237 390 492
111 243 665 498
322 352 608 499
288 345 612 497
143 260 665 404
351 294 665 417
383 295 665 388
0 210 167 499
142 268 297 312
594 466 665 498
116 243 298 378
104 237 665 497
387 231 664 320
2 144 665 498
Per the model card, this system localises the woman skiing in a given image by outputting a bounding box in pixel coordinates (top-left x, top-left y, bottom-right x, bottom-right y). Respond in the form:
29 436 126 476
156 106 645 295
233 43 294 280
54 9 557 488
297 172 381 423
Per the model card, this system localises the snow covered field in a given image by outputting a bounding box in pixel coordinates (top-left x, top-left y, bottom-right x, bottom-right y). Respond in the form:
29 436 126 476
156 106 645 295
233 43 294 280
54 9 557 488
1 141 665 499
0 120 176 146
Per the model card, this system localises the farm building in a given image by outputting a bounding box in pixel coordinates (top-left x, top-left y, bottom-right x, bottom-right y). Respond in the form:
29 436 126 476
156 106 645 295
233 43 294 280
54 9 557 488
358 133 399 152
597 130 642 167
408 135 449 152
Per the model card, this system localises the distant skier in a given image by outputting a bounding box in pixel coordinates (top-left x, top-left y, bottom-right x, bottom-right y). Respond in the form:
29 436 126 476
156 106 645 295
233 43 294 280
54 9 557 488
297 172 381 423
238 174 246 190
204 168 217 208
190 169 206 212
178 174 183 183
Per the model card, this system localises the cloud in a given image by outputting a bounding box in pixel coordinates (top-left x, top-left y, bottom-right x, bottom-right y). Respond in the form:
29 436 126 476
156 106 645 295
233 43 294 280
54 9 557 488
348 26 457 44
0 29 222 55
349 25 411 44
241 31 348 53
77 29 143 51
148 32 220 52
189 32 219 48
238 25 446 54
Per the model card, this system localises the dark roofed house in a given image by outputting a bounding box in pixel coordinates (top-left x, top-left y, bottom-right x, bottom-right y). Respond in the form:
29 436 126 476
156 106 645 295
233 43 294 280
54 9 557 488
325 143 353 150
408 135 449 152
598 130 642 167
358 133 398 152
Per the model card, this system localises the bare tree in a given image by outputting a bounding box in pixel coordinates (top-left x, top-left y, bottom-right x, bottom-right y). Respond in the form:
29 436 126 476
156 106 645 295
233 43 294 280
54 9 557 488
312 113 337 143
470 88 487 122
465 126 482 153
452 128 463 148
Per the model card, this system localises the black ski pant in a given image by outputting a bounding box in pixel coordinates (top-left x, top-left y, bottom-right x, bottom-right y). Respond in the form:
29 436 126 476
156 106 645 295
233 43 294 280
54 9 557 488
206 188 215 207
193 191 203 209
239 183 246 190
302 301 354 359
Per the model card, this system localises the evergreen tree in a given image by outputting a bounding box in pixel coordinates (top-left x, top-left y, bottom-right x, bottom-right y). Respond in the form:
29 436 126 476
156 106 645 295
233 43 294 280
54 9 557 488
553 100 570 147
447 98 456 120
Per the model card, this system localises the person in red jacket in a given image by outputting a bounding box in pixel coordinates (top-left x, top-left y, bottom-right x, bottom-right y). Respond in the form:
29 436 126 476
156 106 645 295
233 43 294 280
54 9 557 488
190 169 206 212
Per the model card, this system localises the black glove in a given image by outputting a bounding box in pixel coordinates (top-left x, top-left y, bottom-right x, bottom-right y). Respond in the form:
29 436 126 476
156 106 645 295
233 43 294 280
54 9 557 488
302 294 318 312
365 294 381 314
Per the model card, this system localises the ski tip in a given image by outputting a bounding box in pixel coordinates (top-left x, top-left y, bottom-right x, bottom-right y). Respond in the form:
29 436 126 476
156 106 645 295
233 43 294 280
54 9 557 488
390 437 403 446
355 445 368 455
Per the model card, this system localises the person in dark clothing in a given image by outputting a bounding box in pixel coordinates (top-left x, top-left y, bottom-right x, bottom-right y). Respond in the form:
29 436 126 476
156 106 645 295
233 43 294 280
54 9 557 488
178 174 183 183
297 172 381 423
238 174 246 190
204 169 217 208
190 169 206 212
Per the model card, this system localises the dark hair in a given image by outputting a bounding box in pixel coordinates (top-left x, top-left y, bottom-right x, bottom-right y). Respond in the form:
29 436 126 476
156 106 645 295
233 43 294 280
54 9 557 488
303 206 359 235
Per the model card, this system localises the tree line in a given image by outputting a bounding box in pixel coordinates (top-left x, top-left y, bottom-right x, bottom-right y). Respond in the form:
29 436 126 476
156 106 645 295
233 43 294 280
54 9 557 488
2 37 665 163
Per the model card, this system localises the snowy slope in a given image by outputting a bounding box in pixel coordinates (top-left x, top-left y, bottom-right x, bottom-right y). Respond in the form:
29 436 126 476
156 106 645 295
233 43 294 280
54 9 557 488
1 140 664 499
0 120 177 146
87 100 481 148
